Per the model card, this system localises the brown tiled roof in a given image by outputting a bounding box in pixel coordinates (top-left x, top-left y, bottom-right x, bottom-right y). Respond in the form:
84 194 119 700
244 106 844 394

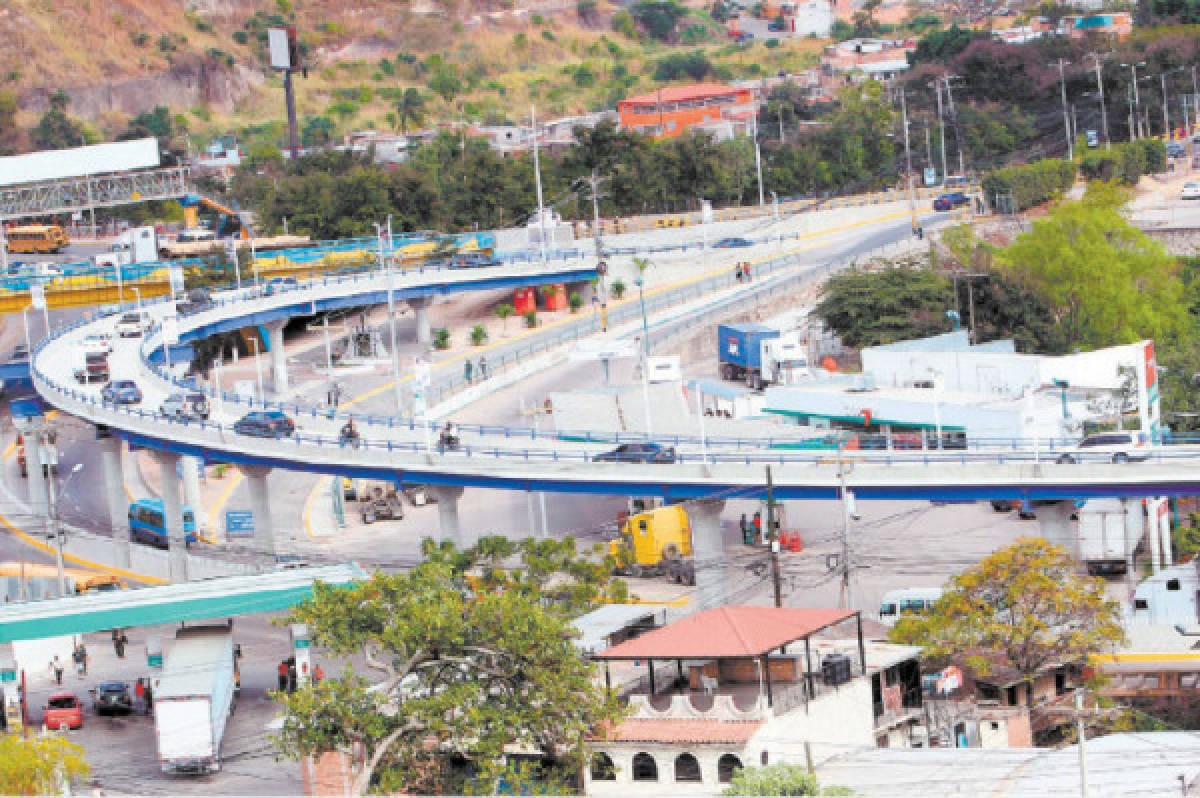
594 606 858 660
601 718 763 744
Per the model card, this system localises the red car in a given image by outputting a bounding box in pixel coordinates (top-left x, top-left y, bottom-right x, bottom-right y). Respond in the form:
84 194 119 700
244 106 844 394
44 692 83 730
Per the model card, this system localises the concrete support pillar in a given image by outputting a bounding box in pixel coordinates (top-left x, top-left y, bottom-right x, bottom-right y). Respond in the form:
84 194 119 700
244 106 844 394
153 451 188 583
1034 500 1078 560
23 433 47 518
688 498 727 609
267 321 288 394
240 465 276 561
99 436 131 569
429 485 465 545
181 455 205 537
408 297 433 346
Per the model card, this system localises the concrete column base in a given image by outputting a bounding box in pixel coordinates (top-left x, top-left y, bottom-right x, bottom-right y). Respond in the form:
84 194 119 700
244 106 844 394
239 465 276 561
688 498 727 609
429 485 465 545
408 296 434 346
151 451 188 583
99 436 131 569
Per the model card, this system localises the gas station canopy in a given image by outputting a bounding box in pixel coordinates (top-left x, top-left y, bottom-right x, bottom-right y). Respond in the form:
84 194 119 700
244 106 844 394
0 564 367 642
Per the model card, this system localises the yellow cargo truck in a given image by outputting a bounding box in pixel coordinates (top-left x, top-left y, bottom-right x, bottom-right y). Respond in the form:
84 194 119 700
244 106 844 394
608 505 695 584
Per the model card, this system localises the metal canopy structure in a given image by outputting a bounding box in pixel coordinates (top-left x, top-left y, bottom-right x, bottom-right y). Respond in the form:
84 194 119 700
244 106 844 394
0 138 160 187
0 563 366 642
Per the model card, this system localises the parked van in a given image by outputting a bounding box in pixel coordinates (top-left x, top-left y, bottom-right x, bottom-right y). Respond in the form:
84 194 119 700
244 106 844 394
878 587 943 625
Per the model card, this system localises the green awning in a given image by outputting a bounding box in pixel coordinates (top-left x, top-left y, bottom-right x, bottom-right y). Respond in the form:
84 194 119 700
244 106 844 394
0 564 366 642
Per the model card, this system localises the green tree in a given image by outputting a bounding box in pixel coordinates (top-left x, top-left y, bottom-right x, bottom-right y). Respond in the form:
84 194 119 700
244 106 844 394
723 762 850 795
274 538 624 795
630 0 688 40
577 0 598 23
493 302 514 332
814 266 955 348
395 87 425 133
907 24 989 66
0 733 90 794
301 115 335 147
0 90 20 154
469 323 488 345
31 106 86 150
997 184 1189 351
890 538 1124 689
429 65 463 102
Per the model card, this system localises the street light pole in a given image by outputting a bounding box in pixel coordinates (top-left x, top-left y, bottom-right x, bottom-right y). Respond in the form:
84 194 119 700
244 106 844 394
900 89 917 234
753 115 765 208
1163 72 1172 138
635 276 653 436
374 217 403 416
47 462 84 598
1089 53 1111 150
1058 59 1074 161
20 305 32 355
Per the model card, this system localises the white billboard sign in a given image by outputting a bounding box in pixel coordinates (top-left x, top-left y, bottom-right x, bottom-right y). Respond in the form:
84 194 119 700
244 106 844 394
268 29 291 70
0 137 160 188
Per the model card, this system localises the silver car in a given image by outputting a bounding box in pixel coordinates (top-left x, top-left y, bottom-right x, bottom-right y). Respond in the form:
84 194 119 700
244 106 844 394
159 391 209 420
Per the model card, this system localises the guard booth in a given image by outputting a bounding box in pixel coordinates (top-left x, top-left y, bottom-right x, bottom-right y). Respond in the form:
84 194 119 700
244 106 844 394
513 287 536 315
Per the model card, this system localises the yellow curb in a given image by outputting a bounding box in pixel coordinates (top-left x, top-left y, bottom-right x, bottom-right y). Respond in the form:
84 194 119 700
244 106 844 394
0 508 167 584
303 476 330 542
204 471 244 545
4 411 58 461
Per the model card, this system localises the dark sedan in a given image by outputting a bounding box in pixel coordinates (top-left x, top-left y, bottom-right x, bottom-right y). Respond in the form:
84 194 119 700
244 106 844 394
593 442 677 464
714 237 753 248
94 681 133 715
933 192 969 211
232 410 295 438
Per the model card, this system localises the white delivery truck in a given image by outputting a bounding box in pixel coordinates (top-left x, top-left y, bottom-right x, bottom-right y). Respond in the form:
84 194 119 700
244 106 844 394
153 626 239 774
1077 498 1144 576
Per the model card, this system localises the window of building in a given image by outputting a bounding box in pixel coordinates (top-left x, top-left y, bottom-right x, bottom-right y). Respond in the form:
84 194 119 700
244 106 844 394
589 753 616 781
632 752 658 782
674 753 701 782
717 754 743 783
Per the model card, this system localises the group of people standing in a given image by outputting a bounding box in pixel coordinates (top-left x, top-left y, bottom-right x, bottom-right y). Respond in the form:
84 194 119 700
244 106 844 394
463 356 488 384
734 262 753 282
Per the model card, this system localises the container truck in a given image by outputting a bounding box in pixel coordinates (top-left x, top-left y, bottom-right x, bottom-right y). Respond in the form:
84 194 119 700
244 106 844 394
153 626 239 774
717 323 808 390
1077 498 1144 575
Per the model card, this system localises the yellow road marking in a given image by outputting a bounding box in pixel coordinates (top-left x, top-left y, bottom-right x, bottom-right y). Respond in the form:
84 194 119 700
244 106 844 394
205 471 244 544
303 476 330 542
0 509 167 584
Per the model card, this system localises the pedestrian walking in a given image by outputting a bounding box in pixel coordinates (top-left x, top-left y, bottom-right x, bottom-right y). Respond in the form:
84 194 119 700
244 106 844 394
752 511 762 542
464 359 474 384
287 657 298 693
50 655 63 685
735 264 743 282
277 660 289 692
739 513 752 545
72 643 87 677
314 664 324 685
743 262 751 281
114 632 127 659
479 356 488 380
134 678 146 713
144 680 153 712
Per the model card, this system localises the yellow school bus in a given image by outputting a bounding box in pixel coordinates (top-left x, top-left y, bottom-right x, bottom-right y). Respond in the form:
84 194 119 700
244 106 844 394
5 224 69 254
0 561 124 596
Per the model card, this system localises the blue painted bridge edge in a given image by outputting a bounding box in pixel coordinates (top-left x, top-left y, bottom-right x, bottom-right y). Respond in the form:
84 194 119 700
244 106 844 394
111 428 1200 502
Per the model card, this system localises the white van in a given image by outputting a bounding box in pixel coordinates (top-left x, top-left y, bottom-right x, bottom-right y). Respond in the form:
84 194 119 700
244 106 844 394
878 587 944 625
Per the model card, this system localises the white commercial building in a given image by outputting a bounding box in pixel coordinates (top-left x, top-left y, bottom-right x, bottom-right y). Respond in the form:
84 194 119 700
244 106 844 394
762 331 1163 447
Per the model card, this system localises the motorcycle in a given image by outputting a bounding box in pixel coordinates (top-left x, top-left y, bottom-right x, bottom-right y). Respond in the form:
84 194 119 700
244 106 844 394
339 426 362 448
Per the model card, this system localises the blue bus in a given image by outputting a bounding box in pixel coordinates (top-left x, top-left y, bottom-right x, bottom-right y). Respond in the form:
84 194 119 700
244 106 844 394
128 498 198 549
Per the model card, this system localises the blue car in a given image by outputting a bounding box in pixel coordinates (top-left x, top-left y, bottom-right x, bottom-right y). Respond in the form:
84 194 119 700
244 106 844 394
101 380 142 405
714 237 753 248
233 410 295 438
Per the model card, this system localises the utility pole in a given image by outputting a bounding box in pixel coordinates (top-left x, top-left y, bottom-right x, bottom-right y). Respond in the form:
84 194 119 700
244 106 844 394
1076 689 1089 798
925 126 933 170
900 90 917 235
836 438 855 610
1130 62 1143 140
753 115 765 208
1162 72 1172 138
1089 53 1111 150
766 466 782 608
1191 65 1199 130
1057 59 1074 161
934 80 948 182
530 105 548 266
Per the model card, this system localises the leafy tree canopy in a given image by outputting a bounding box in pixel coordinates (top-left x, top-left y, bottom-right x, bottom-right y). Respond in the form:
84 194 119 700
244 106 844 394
723 762 851 795
908 24 989 66
0 734 89 794
630 0 688 40
274 536 626 795
890 538 1124 682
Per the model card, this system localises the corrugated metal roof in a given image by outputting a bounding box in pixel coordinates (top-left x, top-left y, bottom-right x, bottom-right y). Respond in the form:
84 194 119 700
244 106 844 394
571 604 661 655
594 606 858 660
0 137 160 187
621 83 744 106
0 563 366 642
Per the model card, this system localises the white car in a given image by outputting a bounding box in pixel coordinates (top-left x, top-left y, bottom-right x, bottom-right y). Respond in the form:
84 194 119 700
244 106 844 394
81 333 112 355
1182 182 1200 200
1056 431 1147 464
115 311 153 338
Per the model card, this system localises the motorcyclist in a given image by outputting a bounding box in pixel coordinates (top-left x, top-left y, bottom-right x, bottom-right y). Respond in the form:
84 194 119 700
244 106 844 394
439 421 459 450
340 416 359 445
